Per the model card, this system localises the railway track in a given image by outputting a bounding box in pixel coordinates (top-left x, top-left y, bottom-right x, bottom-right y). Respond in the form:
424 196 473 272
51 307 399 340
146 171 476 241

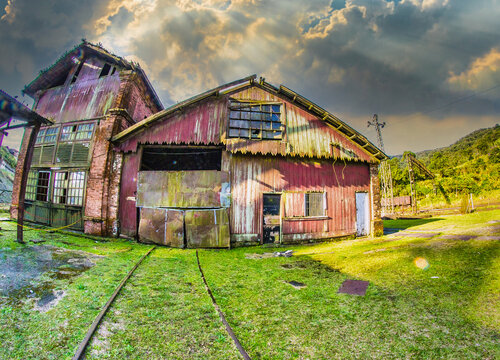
72 246 251 360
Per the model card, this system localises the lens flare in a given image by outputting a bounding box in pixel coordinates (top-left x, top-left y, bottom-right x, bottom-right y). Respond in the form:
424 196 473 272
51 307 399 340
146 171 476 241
414 257 429 270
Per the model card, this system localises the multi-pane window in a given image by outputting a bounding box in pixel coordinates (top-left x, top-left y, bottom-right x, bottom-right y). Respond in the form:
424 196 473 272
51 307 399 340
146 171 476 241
60 123 95 141
35 171 51 202
228 102 283 140
26 171 37 201
35 127 59 144
53 171 86 206
305 192 325 217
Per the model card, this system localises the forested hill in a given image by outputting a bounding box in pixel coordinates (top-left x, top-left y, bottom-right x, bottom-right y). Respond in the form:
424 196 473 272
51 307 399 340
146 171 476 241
0 146 17 203
388 125 500 200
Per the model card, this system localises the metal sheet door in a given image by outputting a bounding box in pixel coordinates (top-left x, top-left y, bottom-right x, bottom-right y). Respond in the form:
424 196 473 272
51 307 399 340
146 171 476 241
355 192 369 236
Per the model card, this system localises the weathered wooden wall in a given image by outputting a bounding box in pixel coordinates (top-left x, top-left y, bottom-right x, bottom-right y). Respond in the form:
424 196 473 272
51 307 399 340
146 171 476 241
119 97 228 153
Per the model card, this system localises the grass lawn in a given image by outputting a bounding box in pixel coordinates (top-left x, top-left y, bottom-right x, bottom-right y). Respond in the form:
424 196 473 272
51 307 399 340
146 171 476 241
0 210 499 359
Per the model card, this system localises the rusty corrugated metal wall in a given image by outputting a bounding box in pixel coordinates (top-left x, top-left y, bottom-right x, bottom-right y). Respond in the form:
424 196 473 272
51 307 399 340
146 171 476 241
230 153 370 243
119 97 228 153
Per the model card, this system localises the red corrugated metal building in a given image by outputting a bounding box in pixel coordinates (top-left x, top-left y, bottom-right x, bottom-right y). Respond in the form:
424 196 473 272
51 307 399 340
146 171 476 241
112 76 387 248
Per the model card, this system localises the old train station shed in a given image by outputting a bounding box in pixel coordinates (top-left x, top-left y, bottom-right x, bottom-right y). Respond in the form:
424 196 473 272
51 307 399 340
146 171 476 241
111 76 387 248
11 42 387 248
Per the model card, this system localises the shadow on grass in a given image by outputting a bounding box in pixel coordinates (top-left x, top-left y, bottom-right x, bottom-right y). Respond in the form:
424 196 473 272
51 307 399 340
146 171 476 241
383 217 443 230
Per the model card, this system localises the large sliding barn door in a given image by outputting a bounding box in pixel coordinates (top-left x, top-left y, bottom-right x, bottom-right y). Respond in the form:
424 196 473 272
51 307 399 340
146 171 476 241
136 170 230 248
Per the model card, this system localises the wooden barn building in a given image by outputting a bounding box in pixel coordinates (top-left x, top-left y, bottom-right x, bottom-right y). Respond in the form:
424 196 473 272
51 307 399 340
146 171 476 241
11 42 387 248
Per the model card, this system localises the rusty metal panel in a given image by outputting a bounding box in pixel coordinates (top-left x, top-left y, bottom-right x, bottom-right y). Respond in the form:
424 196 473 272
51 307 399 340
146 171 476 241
138 208 184 247
165 210 185 248
119 97 228 153
137 170 227 208
139 207 166 244
185 209 229 248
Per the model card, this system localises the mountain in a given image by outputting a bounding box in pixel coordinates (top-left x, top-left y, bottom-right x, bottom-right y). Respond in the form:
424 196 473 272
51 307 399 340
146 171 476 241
386 125 500 201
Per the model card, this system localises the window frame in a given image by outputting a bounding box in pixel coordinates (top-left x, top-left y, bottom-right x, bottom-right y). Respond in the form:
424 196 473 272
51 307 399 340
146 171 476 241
35 126 60 145
227 100 283 140
59 122 96 142
304 191 326 217
52 170 87 206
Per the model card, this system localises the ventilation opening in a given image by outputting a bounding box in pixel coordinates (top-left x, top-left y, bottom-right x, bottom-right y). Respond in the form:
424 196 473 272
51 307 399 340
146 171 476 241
99 63 112 78
140 147 222 171
71 61 84 84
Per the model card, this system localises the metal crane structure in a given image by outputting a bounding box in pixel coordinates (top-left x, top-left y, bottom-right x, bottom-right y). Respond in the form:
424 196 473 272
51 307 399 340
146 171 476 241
367 114 394 215
404 152 435 214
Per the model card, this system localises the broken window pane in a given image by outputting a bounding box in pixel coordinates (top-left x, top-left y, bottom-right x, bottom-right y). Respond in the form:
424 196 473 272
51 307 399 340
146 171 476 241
228 101 282 140
35 171 51 202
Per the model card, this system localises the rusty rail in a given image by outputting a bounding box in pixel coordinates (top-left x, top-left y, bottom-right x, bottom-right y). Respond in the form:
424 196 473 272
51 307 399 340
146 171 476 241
196 250 251 360
72 245 156 360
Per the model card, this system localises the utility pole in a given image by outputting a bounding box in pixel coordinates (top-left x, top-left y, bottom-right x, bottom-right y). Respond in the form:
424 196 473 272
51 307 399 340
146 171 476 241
368 114 394 216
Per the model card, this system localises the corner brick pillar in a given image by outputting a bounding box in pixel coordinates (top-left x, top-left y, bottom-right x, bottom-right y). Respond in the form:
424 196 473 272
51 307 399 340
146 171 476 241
10 127 34 221
84 114 124 236
370 163 384 237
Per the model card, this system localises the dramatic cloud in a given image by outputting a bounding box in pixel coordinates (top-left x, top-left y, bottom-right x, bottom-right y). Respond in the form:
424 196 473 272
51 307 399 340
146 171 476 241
1 0 499 154
448 48 500 95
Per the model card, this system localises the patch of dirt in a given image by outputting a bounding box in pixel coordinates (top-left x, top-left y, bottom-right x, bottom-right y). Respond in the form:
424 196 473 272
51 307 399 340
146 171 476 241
34 290 65 312
0 244 101 308
88 315 126 358
245 253 276 259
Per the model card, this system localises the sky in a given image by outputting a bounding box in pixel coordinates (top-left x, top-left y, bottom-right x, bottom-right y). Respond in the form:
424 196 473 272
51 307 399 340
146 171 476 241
1 0 499 155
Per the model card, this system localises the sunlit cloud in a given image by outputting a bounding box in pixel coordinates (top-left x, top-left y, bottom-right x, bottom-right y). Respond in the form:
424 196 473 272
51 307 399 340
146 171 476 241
448 48 500 95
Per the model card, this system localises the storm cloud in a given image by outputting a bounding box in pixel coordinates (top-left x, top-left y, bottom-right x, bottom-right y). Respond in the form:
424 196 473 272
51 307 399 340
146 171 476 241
1 0 499 154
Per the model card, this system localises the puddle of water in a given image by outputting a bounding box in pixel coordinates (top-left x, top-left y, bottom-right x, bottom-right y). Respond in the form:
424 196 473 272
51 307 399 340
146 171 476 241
0 245 100 308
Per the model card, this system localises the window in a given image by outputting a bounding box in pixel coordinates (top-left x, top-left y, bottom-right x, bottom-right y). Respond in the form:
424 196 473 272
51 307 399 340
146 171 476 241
305 192 325 217
34 171 51 202
26 171 37 201
60 123 95 141
53 171 86 206
99 63 112 77
71 60 84 83
140 147 222 171
36 127 59 144
228 101 282 140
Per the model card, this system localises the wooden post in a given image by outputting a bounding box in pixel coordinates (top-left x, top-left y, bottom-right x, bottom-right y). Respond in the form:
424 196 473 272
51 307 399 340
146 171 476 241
16 123 41 244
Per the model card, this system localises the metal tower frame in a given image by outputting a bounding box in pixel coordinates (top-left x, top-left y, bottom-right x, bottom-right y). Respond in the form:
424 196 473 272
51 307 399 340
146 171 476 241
368 114 394 215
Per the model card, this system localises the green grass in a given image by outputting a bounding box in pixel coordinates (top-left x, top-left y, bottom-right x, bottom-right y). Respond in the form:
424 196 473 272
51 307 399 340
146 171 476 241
0 210 499 359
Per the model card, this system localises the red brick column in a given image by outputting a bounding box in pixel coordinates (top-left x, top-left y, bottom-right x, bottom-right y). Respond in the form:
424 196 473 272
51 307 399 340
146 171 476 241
370 163 384 237
10 128 33 221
